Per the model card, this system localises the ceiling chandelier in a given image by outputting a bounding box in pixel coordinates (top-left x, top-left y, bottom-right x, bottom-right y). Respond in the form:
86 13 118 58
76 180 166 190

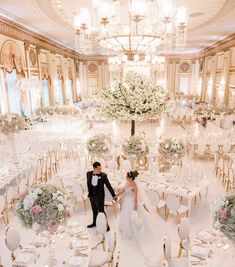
74 0 188 59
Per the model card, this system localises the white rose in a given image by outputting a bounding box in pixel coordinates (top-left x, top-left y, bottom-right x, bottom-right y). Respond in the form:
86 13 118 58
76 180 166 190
32 222 40 231
57 204 64 212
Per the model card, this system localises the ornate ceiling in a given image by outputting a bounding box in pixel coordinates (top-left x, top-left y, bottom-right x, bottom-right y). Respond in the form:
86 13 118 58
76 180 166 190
0 0 235 55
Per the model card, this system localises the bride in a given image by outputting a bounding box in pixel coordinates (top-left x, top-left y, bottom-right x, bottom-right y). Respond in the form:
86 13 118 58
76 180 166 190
117 170 165 267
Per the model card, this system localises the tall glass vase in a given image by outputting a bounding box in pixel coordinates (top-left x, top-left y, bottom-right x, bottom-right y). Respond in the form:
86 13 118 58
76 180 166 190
7 132 18 164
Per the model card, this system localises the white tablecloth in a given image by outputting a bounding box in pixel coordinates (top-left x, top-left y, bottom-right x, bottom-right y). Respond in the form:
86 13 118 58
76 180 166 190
189 228 235 267
13 222 91 267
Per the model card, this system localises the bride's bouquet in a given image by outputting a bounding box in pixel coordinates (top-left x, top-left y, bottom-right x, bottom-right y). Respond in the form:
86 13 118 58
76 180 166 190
131 210 142 228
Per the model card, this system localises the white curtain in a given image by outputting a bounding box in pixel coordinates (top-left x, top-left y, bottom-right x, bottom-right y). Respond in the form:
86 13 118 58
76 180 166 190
66 79 73 105
0 70 8 114
42 79 50 107
57 79 63 106
6 70 21 114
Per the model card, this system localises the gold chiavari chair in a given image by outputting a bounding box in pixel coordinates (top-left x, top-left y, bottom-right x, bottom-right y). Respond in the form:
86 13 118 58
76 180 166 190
0 195 8 225
5 186 15 223
177 218 190 257
27 166 37 187
41 158 48 182
5 227 21 261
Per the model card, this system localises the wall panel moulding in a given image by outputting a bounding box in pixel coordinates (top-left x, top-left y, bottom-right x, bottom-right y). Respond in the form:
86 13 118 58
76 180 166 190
0 16 79 60
200 33 235 57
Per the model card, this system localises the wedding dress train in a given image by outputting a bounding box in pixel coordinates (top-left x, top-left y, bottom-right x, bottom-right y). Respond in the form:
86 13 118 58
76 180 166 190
119 181 165 267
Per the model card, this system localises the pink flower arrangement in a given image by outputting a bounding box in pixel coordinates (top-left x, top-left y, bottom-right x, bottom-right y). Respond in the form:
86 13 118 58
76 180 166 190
219 209 228 221
32 205 42 215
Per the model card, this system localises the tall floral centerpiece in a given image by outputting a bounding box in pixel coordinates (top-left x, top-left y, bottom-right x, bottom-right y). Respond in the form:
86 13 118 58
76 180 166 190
97 71 171 136
158 138 185 164
211 193 235 241
0 113 29 162
123 136 149 157
86 134 111 157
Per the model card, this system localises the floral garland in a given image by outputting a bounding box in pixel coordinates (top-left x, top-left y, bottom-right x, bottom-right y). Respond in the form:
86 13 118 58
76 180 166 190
158 138 185 161
86 134 111 155
37 106 80 116
122 136 149 157
211 192 235 241
175 92 200 102
0 113 29 135
16 185 69 230
194 105 235 121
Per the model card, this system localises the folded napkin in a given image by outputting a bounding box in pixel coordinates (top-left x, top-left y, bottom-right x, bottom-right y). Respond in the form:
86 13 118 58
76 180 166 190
14 252 34 265
67 256 84 267
69 226 86 236
71 239 88 249
197 230 214 242
190 245 209 258
33 236 48 246
67 221 79 228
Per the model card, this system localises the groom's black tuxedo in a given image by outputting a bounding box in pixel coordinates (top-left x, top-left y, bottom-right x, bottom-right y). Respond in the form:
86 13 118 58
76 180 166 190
87 171 116 225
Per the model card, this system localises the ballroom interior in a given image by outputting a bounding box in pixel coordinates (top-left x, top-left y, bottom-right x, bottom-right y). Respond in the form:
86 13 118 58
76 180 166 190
0 1 235 267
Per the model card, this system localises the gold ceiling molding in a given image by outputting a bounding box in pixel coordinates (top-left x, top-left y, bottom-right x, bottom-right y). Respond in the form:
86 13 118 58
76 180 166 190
0 40 25 76
200 33 235 57
0 16 79 60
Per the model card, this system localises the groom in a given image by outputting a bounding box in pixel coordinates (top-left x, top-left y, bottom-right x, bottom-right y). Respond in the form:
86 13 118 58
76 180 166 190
87 161 117 228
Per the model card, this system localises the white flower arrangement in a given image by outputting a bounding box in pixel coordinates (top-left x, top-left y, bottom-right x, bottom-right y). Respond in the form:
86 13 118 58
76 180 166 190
0 113 29 135
16 185 69 230
86 134 111 155
96 71 172 135
122 136 149 157
175 92 200 102
211 192 235 241
158 138 185 161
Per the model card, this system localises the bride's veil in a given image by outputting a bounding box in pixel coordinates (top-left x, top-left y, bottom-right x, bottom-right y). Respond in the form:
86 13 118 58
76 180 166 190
135 180 156 214
133 179 165 266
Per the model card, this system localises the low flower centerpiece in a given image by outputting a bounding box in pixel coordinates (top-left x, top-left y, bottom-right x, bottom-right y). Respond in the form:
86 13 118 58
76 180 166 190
122 136 149 158
211 192 235 241
17 185 69 266
86 134 111 156
158 138 185 165
0 113 30 162
16 185 68 231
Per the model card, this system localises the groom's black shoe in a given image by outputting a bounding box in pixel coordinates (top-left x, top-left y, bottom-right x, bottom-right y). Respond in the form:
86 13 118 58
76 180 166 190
87 223 96 228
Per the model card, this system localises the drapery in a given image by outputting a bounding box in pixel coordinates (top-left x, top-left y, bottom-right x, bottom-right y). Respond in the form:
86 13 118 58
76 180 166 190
42 79 50 107
6 70 21 114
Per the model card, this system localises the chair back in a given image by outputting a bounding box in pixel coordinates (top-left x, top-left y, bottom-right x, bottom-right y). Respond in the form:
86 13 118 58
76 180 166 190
178 218 190 240
28 167 36 187
18 178 28 196
5 227 21 252
6 186 14 205
72 182 84 198
107 230 116 253
163 235 171 261
96 212 107 234
120 160 132 172
0 196 5 214
166 194 180 211
146 190 160 206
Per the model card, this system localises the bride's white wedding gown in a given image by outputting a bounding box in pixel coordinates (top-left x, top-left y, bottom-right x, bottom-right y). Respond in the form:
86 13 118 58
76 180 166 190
119 182 165 267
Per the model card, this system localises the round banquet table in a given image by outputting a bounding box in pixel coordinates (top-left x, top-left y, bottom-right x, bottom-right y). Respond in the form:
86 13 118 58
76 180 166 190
189 228 235 267
11 221 91 267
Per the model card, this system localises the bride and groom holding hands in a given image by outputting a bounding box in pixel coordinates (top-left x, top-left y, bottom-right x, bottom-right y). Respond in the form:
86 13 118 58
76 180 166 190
87 161 164 266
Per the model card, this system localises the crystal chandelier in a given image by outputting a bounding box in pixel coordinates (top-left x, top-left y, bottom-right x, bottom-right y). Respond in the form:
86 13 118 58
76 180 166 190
74 0 188 58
